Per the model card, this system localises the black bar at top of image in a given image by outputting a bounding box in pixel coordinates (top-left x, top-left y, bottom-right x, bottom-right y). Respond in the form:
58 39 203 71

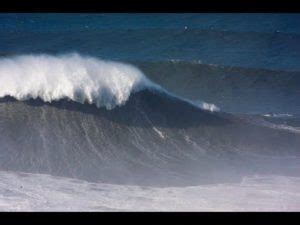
0 0 300 12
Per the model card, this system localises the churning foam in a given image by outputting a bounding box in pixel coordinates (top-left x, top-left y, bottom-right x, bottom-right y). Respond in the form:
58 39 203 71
0 53 219 111
0 53 154 109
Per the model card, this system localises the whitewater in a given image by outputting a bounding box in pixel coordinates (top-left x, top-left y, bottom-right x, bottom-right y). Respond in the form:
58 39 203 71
0 53 152 109
1 171 300 211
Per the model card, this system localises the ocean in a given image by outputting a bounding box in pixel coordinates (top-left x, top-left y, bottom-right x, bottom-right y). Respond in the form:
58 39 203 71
0 13 299 211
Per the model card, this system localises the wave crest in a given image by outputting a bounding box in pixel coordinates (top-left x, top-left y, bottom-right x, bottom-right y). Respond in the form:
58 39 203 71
0 53 219 111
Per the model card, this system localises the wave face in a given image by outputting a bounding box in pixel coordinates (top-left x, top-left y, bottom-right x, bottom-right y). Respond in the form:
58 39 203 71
0 54 155 110
0 55 299 187
1 90 299 186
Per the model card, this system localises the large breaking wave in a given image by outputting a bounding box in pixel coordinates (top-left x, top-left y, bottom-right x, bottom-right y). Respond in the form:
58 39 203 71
0 53 299 187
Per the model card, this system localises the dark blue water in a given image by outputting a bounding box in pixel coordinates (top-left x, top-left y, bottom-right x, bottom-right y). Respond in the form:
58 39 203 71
1 13 300 71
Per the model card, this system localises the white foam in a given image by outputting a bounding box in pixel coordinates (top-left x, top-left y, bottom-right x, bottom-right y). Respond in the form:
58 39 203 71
0 53 154 109
0 171 299 211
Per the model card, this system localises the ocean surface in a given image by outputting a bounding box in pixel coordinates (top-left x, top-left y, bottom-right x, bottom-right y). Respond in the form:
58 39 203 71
0 13 299 211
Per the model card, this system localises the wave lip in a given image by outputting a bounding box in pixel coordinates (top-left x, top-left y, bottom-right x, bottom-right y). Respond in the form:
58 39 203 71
0 53 219 112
